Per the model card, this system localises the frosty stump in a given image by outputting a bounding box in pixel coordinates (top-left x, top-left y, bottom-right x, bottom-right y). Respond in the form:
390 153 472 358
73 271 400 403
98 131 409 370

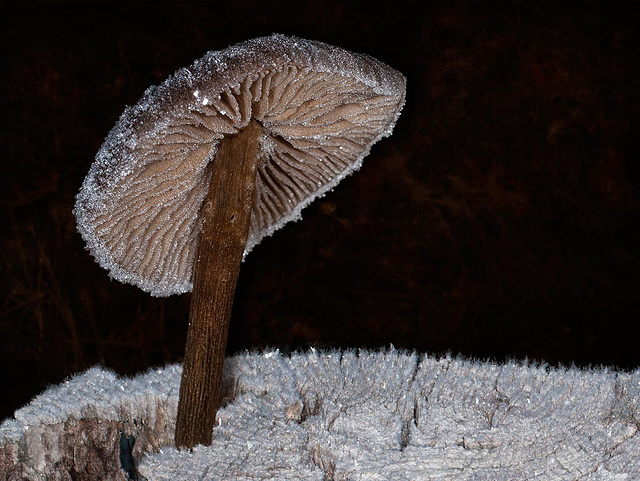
74 35 406 448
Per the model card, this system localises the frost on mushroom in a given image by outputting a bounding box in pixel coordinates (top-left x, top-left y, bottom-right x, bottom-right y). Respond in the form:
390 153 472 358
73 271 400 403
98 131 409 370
74 34 406 297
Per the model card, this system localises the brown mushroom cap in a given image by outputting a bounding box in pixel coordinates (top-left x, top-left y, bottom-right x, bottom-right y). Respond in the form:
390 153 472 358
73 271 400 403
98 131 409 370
74 34 406 296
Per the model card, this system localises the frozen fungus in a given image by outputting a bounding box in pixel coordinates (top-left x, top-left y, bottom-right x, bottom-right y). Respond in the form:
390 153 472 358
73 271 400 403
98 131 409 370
74 34 406 297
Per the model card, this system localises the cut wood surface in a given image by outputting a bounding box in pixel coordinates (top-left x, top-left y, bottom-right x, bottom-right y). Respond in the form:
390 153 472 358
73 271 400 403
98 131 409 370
1 350 638 480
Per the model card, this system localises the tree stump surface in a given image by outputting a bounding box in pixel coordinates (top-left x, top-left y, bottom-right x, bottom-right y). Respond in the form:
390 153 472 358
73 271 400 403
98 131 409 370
1 351 638 480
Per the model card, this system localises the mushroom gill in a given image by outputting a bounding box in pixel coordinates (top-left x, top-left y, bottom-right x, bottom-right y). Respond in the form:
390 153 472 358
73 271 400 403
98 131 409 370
75 35 405 297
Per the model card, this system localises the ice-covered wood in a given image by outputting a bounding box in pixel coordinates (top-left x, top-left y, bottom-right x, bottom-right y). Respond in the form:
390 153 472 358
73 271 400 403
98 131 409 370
0 366 180 480
74 34 406 297
1 351 638 480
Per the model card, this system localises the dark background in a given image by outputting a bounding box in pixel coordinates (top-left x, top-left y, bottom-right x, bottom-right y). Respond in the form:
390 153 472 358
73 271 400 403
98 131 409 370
2 0 639 421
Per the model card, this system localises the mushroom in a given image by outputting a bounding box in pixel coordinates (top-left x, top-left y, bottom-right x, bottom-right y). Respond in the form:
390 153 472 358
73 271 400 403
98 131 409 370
74 34 406 448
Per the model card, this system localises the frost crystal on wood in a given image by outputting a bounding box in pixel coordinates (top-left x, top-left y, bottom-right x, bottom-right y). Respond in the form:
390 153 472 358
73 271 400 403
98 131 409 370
2 352 638 480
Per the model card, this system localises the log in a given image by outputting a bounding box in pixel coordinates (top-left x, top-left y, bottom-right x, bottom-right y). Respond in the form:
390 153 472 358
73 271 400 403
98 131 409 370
1 351 638 480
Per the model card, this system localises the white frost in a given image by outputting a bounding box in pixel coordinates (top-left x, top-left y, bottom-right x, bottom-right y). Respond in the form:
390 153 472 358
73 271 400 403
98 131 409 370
1 351 639 480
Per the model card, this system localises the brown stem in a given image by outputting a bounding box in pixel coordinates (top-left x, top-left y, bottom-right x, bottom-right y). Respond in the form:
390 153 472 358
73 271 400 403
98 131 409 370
175 120 262 448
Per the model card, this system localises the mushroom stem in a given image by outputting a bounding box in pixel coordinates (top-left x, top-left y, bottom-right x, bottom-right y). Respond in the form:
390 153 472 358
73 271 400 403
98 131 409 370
175 120 263 448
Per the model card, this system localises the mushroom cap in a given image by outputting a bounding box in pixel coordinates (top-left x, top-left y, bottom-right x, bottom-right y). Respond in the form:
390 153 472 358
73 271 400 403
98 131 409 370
74 34 406 296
